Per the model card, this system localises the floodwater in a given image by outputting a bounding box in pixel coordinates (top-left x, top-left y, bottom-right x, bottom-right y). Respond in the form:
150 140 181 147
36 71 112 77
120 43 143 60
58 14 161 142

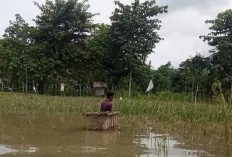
0 115 226 157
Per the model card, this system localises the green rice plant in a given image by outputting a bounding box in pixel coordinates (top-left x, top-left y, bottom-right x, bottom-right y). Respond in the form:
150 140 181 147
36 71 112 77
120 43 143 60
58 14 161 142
0 92 101 115
211 80 231 157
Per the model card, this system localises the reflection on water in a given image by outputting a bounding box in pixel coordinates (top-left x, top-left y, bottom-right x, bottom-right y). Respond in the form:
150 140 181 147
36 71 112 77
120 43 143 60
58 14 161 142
0 145 17 155
0 145 36 155
135 133 205 157
0 115 220 157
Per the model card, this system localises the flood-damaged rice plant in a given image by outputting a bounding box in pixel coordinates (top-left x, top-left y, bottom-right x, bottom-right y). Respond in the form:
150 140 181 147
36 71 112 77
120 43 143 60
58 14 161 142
0 90 231 151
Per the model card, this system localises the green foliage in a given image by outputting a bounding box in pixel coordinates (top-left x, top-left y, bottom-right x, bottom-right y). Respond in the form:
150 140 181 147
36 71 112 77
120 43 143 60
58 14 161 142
86 24 112 82
1 14 36 91
132 64 153 91
200 9 232 93
109 0 167 82
152 62 175 92
201 9 232 48
0 0 97 93
33 0 95 80
1 0 167 95
111 0 167 61
1 1 231 100
179 54 210 95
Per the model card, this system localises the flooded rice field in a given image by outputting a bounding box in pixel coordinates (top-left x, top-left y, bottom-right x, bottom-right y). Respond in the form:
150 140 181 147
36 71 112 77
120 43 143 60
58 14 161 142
0 115 227 157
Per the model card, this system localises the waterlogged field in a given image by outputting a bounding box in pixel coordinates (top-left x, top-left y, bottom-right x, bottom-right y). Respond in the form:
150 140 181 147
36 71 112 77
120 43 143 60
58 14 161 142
0 92 231 156
0 115 226 157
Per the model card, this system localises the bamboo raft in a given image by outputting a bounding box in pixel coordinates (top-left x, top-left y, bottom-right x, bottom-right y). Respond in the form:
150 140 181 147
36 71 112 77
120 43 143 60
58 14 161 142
84 111 119 130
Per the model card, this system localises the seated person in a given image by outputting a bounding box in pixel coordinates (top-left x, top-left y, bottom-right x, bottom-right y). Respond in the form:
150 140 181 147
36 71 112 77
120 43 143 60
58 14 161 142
100 91 114 112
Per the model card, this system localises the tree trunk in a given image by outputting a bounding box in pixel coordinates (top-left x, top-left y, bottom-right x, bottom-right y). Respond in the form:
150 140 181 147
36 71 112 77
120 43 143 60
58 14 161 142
44 81 46 93
25 67 28 92
1 83 3 92
229 81 232 104
191 82 194 102
23 83 24 92
79 83 82 96
112 79 114 91
128 71 132 98
195 83 199 106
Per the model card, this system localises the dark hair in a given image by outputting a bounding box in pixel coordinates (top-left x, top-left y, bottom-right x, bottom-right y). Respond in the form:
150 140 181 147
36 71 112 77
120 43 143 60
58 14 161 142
106 91 114 98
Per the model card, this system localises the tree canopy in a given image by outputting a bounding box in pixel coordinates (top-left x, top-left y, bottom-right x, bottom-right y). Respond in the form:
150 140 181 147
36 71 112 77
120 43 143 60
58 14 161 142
0 1 231 101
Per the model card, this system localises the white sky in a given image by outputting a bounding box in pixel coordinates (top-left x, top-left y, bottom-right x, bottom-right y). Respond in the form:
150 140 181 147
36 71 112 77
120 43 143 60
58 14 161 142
0 0 232 69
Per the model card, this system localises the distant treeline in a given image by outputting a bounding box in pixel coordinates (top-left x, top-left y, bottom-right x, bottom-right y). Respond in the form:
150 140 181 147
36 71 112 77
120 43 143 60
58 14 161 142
0 0 231 100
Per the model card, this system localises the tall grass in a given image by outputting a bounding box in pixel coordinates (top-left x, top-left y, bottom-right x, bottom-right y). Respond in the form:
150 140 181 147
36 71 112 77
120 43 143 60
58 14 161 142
0 92 100 115
212 81 231 156
0 92 230 126
115 92 226 125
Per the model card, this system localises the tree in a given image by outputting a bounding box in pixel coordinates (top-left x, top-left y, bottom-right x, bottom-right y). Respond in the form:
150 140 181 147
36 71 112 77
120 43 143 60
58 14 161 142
34 0 95 80
86 24 112 83
110 0 167 97
152 62 175 92
200 9 232 94
179 54 210 102
2 14 35 92
33 0 95 93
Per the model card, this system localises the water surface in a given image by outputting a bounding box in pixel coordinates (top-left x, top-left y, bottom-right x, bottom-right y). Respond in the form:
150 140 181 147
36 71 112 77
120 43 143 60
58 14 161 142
0 115 224 156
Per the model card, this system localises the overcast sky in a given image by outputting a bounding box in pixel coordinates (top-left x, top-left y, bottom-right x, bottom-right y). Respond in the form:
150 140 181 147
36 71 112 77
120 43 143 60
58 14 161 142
0 0 231 69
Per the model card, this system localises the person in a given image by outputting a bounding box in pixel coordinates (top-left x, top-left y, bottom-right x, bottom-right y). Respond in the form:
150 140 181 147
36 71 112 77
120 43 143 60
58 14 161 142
100 91 114 112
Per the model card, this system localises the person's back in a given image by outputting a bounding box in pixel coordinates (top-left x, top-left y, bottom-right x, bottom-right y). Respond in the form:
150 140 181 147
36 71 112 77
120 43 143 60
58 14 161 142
100 91 114 112
100 100 112 112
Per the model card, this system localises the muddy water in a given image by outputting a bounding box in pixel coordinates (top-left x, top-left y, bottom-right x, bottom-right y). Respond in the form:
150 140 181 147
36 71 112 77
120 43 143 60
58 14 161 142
0 115 224 157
